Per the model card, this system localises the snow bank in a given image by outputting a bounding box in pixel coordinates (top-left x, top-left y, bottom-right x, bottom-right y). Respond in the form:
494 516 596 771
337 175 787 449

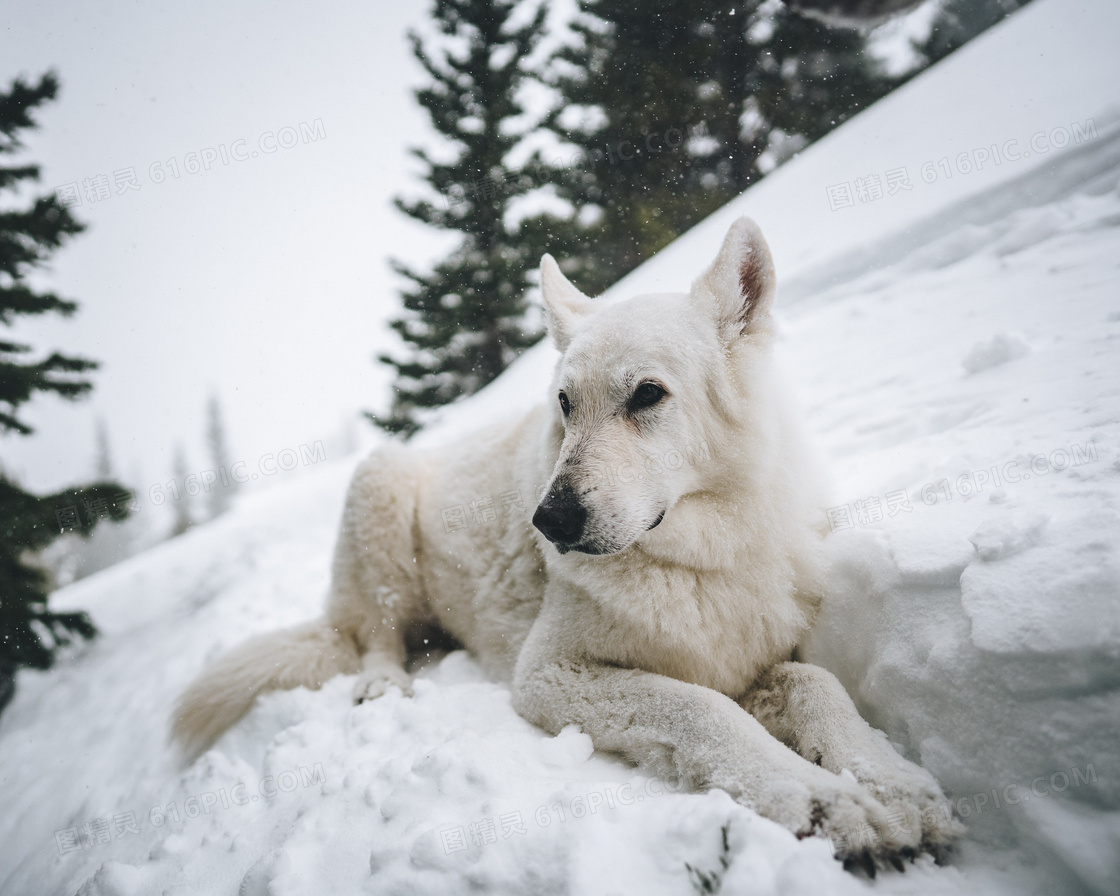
794 174 1120 894
2 0 1119 893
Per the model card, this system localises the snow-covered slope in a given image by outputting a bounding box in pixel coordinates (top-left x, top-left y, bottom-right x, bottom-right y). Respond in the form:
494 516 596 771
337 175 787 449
3 0 1119 893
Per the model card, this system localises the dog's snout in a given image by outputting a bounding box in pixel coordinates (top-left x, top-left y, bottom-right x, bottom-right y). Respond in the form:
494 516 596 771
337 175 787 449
532 486 587 547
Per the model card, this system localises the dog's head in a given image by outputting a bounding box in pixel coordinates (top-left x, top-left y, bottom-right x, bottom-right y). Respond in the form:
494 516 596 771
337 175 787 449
533 216 777 556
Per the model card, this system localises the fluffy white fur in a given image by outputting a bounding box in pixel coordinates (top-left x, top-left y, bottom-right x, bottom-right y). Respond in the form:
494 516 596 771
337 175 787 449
171 218 960 870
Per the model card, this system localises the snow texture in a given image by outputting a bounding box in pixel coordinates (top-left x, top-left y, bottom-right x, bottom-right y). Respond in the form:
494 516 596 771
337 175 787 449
2 0 1119 893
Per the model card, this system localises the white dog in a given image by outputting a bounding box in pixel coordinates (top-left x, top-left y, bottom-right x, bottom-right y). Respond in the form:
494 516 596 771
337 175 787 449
172 218 960 872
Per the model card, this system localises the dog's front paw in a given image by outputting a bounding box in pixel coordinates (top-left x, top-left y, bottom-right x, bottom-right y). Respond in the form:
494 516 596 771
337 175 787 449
756 767 920 875
858 763 964 862
352 668 413 704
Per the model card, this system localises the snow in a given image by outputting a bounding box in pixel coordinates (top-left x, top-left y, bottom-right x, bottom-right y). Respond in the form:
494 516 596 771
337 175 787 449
3 0 1120 893
960 333 1032 376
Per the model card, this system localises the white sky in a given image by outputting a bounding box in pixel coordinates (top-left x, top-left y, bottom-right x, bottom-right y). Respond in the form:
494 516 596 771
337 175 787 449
1 0 446 500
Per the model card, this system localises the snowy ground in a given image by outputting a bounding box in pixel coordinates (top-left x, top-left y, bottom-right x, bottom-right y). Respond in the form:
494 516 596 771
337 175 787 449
2 0 1119 894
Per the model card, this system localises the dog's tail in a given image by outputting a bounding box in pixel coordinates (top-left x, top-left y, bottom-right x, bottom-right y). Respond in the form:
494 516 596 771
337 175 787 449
170 619 361 759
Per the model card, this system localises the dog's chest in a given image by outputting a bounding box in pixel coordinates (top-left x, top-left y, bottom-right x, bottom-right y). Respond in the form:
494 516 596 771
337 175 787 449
576 562 811 697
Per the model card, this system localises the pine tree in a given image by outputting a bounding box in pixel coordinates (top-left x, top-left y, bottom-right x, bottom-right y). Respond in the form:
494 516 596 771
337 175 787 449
0 72 132 715
914 0 1034 67
540 1 731 294
169 444 194 537
68 417 137 579
94 417 113 479
369 0 549 437
205 394 236 519
744 1 897 162
542 1 897 293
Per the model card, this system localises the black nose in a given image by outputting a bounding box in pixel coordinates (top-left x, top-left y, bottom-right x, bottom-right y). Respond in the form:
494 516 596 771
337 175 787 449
532 486 587 546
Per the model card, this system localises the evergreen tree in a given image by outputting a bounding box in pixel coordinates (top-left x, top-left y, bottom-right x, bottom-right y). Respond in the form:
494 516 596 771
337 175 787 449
745 1 898 162
94 417 113 479
914 0 1034 68
540 1 732 293
0 75 95 434
542 1 898 293
369 0 549 437
169 444 194 537
205 394 236 518
68 417 137 579
0 72 132 715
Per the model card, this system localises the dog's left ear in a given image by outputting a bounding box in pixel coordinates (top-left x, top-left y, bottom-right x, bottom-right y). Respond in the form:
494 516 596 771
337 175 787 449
693 217 776 338
540 254 594 352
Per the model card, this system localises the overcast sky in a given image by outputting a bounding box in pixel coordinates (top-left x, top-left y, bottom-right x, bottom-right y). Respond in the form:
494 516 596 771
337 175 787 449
1 0 459 507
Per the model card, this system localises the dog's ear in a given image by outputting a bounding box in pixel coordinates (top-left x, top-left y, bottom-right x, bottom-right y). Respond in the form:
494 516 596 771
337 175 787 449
693 217 776 338
540 254 594 352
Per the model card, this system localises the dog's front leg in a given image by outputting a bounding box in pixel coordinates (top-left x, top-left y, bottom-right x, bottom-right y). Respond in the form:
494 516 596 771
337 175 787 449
326 449 424 706
742 662 962 858
512 599 907 866
352 639 412 704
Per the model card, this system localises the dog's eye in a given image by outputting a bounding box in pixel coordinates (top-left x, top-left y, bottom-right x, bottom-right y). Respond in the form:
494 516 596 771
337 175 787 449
558 391 570 416
630 382 666 410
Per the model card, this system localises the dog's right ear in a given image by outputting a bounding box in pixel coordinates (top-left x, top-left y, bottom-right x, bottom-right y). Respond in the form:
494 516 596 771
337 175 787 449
540 254 594 352
693 217 776 340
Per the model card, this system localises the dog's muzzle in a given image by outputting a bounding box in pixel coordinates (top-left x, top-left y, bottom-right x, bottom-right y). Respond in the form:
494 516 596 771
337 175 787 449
533 485 587 551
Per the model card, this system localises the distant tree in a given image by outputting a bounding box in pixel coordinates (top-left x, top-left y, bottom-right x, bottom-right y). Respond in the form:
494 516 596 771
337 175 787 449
68 418 137 578
368 0 550 437
169 444 194 537
94 417 113 479
0 71 132 715
205 394 236 518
